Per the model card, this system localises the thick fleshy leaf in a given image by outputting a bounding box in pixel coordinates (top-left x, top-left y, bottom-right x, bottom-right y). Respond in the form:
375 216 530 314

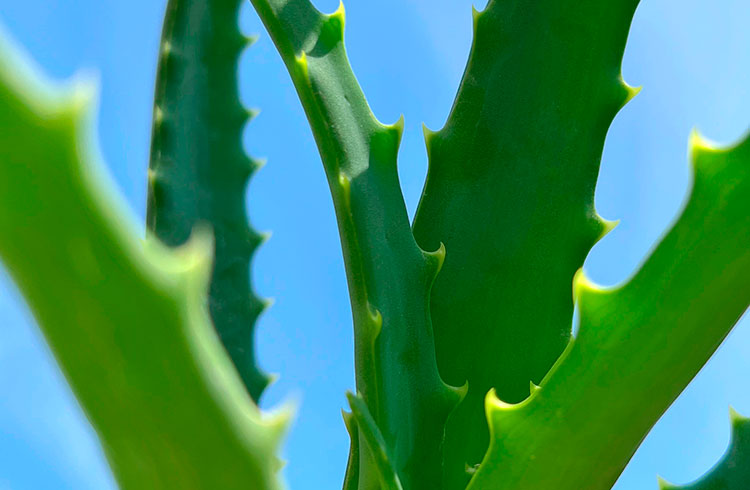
411 1 640 484
0 28 287 490
147 0 272 402
468 132 750 490
247 1 462 488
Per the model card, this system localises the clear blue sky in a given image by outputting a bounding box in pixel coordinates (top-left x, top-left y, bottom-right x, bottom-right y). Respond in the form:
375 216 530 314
1 0 749 488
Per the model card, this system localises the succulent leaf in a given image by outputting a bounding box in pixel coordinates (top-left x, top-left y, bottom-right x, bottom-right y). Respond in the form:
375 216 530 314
346 392 403 490
146 0 271 402
412 0 641 484
659 409 750 490
247 1 461 488
0 27 287 490
467 132 750 490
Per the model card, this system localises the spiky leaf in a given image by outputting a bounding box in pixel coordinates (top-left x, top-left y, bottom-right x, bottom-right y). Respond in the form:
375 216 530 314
247 1 462 488
147 0 271 402
0 27 286 490
411 1 640 484
468 132 750 490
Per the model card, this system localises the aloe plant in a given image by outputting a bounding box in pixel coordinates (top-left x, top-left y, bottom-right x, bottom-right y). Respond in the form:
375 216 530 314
1 1 749 489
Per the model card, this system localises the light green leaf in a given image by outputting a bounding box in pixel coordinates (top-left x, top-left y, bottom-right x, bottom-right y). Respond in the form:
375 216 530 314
468 132 750 490
0 26 287 490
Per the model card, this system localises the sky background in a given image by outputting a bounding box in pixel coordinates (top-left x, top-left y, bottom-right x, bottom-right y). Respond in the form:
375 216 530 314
1 0 749 488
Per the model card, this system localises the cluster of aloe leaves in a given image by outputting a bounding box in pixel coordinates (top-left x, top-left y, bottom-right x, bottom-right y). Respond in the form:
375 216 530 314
1 0 749 488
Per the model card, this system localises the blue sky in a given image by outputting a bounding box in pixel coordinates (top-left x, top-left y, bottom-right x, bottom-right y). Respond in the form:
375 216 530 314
1 0 749 488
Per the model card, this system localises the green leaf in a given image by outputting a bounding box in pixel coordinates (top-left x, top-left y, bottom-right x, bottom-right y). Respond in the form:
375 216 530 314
247 1 462 488
346 392 403 490
467 132 750 490
412 0 640 484
659 409 750 490
0 26 287 490
146 0 271 402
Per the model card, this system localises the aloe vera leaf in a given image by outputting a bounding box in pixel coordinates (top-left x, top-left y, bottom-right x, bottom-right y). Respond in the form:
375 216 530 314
246 1 462 488
146 0 271 402
410 1 641 484
468 132 750 490
346 392 403 490
0 28 287 490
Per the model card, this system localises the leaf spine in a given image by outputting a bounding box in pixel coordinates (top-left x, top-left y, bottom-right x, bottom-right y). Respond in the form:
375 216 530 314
529 381 541 395
245 33 259 47
318 1 345 50
327 0 346 30
154 106 165 125
386 114 405 142
252 156 268 172
367 303 383 339
246 107 260 121
597 215 620 240
261 297 275 311
688 127 718 160
572 267 599 304
729 406 746 426
338 171 352 209
449 380 469 404
422 123 439 159
342 409 356 433
294 51 309 80
346 392 404 490
422 241 447 278
624 82 642 103
259 230 272 245
471 6 483 33
657 476 676 490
